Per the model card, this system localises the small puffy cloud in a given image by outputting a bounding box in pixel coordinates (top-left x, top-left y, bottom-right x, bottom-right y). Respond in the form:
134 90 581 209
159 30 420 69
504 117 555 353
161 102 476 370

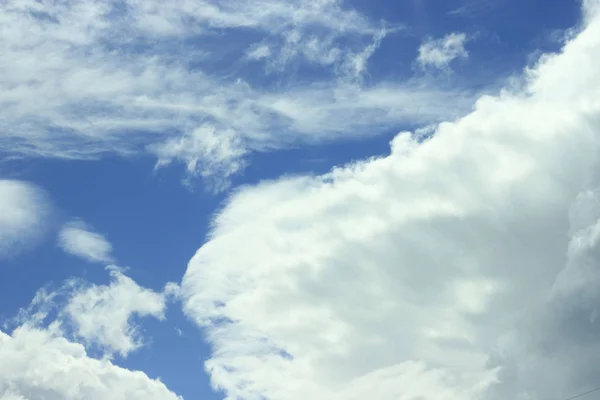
181 2 600 400
417 32 469 69
58 220 113 264
0 180 51 259
63 269 170 357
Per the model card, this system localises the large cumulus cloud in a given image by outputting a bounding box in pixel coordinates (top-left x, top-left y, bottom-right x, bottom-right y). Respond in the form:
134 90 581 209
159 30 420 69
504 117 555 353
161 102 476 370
180 1 600 399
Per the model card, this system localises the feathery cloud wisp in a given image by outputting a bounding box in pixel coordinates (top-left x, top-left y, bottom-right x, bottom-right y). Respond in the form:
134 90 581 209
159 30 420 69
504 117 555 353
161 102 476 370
58 220 113 264
417 33 469 69
0 0 479 188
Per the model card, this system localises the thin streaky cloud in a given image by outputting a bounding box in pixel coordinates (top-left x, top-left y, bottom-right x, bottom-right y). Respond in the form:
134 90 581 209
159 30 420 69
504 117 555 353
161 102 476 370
0 0 481 189
58 220 113 264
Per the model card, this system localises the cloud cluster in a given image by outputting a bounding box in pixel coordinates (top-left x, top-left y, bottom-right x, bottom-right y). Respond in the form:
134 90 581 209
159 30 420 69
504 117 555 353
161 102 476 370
180 1 600 399
0 0 478 188
64 269 171 357
417 32 469 70
58 220 113 264
0 180 51 259
0 269 180 399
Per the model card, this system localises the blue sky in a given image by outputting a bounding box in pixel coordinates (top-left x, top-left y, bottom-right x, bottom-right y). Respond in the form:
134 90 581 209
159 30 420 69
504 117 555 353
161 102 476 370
2 1 600 400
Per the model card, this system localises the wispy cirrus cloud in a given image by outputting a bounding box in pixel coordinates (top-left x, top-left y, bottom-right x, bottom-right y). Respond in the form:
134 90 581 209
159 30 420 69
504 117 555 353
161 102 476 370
0 0 480 189
448 0 501 17
417 32 469 70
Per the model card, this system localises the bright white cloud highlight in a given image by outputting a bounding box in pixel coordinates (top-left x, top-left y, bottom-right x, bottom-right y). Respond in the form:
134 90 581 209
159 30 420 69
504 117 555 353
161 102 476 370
0 326 181 400
58 220 113 264
181 2 600 399
417 32 469 69
0 180 51 259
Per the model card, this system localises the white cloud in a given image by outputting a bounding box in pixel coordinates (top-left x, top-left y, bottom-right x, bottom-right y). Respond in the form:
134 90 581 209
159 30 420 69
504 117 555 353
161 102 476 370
0 180 51 259
417 32 469 69
10 268 173 360
257 82 476 141
150 124 248 191
339 29 388 81
0 326 181 400
181 2 600 399
63 269 170 357
448 1 499 17
0 268 181 399
58 220 113 264
247 43 272 61
125 0 377 37
0 0 477 187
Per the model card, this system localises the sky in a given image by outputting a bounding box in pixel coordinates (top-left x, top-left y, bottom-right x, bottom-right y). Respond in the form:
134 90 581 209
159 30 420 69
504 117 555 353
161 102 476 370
1 0 600 399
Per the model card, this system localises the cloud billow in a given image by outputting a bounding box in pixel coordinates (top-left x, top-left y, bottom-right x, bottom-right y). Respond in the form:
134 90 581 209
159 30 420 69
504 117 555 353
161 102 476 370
180 1 600 399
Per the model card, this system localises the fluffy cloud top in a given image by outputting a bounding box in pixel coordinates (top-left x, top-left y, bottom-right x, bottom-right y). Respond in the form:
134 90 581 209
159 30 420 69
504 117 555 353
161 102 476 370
417 32 469 69
180 1 600 399
58 220 113 264
0 326 181 400
0 180 51 259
